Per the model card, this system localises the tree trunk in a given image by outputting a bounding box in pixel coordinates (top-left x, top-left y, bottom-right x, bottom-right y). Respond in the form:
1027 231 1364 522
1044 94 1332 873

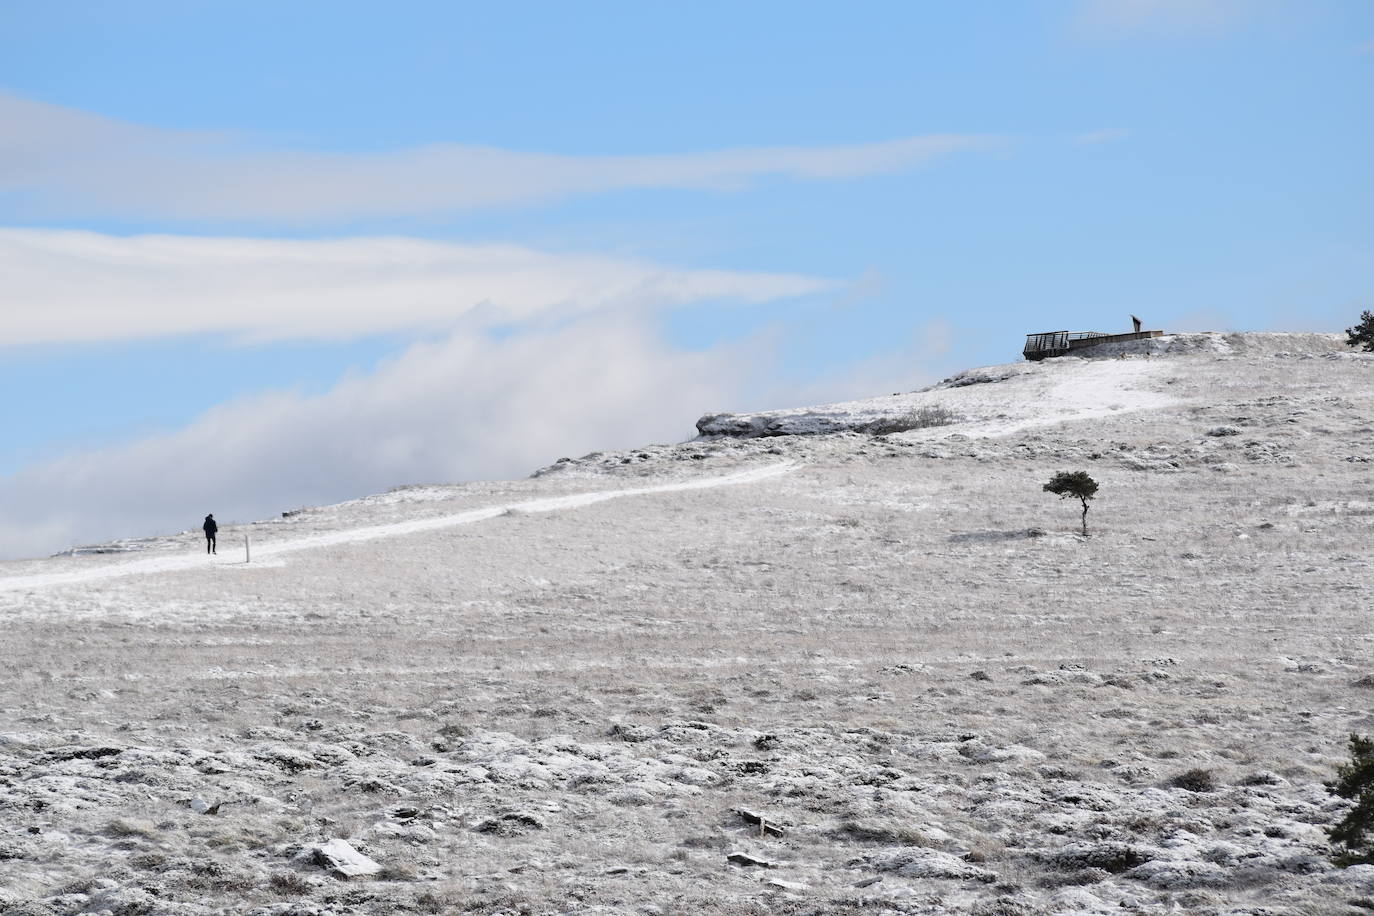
1080 498 1090 537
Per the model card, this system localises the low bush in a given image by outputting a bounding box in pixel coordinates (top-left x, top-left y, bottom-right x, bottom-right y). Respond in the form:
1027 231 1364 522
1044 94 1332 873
1169 768 1217 793
863 405 958 435
270 871 311 895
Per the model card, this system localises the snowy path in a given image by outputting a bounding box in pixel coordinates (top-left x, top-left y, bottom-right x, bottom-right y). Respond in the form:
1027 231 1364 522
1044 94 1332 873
0 462 796 593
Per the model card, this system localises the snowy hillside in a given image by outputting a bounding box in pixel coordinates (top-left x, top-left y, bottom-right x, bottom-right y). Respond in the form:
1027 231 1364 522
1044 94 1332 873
1 332 1372 915
694 332 1349 439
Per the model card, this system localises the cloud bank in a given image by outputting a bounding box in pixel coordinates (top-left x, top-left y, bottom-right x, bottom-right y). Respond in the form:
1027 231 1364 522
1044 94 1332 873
0 92 998 222
0 318 922 561
0 228 829 346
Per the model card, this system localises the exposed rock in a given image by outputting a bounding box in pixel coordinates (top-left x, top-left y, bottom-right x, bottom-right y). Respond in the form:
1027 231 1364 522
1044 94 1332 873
475 812 546 835
1049 842 1157 873
726 852 774 868
869 848 997 882
1126 859 1231 889
43 745 122 762
310 839 381 879
608 723 655 743
0 903 58 916
1039 867 1111 887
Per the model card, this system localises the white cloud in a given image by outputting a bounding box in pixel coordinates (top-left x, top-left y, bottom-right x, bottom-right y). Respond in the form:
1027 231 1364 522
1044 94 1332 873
0 228 830 346
0 317 925 561
1073 0 1266 35
1075 128 1132 144
0 92 999 222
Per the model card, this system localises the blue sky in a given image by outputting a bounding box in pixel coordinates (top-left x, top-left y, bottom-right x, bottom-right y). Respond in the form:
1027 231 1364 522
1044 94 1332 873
1 0 1371 558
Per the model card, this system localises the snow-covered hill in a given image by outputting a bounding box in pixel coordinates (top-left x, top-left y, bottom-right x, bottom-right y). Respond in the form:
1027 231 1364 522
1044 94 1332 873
693 332 1350 439
1 333 1372 915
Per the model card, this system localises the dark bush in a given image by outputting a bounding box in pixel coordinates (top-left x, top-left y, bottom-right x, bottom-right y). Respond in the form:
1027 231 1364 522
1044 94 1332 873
269 871 311 895
1346 311 1374 352
1169 768 1217 793
1327 733 1374 865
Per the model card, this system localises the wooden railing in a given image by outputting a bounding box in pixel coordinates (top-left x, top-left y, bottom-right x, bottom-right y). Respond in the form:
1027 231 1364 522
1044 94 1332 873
1023 329 1162 360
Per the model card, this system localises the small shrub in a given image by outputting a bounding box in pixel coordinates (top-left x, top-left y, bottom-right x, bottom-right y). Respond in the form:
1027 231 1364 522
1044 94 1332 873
415 890 465 913
270 871 311 895
129 852 167 870
1169 768 1217 793
378 862 419 881
863 405 958 435
1326 733 1374 865
832 819 931 846
103 818 157 839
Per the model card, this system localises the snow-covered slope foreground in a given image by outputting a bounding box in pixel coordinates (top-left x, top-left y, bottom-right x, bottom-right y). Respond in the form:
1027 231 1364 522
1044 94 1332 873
1 333 1372 916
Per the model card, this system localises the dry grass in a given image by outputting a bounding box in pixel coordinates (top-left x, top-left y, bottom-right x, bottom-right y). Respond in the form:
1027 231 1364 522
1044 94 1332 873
0 351 1371 913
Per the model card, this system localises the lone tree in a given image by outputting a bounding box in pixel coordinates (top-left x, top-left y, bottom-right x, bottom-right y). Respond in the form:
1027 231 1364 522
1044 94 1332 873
1347 310 1374 352
1044 470 1099 536
1327 733 1374 866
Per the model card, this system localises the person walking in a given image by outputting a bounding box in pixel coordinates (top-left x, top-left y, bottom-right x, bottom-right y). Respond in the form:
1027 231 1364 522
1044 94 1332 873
203 514 218 554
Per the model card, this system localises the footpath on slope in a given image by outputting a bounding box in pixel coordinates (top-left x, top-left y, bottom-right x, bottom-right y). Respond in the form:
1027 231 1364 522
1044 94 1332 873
0 462 795 594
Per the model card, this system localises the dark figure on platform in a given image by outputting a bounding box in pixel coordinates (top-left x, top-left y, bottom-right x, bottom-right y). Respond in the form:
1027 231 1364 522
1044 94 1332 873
1131 314 1143 334
203 514 218 554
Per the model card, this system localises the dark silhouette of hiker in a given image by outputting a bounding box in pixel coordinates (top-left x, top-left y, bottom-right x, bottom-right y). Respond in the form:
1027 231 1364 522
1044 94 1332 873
203 514 218 554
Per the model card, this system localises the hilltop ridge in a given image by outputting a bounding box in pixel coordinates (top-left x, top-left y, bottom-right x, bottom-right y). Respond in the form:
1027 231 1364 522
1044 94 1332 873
693 332 1349 440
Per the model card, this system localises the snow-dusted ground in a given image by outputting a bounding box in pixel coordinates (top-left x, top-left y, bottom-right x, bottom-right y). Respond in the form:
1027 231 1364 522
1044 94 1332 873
1 333 1372 915
0 463 796 595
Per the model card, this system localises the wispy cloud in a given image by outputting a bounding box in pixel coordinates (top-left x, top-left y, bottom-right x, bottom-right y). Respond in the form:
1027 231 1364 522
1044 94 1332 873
0 228 830 346
1075 128 1132 144
0 92 1000 222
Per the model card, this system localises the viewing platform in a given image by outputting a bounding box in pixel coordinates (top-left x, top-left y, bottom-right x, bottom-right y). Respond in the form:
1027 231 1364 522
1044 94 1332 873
1022 328 1163 361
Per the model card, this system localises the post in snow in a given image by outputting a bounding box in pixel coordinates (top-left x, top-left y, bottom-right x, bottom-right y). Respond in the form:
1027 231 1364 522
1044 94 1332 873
245 533 251 564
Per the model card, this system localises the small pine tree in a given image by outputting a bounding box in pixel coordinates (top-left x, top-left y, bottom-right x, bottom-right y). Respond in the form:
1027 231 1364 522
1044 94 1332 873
1347 311 1374 352
1043 470 1099 536
1327 733 1374 866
